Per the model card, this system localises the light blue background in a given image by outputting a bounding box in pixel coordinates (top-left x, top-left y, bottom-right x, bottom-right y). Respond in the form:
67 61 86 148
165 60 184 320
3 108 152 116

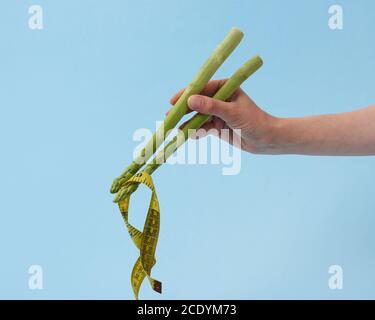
0 0 374 299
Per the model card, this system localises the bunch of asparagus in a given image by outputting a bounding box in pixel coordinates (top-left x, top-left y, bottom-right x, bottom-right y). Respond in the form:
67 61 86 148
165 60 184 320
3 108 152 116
110 28 263 200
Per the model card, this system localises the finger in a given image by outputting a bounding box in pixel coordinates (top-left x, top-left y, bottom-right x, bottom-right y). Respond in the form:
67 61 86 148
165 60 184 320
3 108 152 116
218 124 235 145
187 95 237 124
169 79 228 106
191 122 216 139
170 88 185 105
221 125 243 150
212 116 226 131
198 79 228 98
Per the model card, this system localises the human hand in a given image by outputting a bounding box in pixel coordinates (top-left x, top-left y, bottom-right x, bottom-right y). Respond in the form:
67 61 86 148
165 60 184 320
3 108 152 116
168 80 279 154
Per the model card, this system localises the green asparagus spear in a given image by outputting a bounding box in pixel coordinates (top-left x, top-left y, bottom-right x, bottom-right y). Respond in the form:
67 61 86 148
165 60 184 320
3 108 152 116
110 28 244 194
113 55 263 202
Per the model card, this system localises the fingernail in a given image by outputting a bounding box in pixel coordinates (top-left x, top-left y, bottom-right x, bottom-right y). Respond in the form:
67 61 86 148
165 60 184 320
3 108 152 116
188 95 204 111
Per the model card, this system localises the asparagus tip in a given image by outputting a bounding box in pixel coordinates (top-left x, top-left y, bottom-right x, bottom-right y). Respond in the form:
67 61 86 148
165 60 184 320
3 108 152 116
230 26 243 35
110 178 121 193
110 171 135 193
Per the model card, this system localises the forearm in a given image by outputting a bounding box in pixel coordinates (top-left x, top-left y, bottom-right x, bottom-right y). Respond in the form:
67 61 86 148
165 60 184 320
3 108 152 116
264 105 375 156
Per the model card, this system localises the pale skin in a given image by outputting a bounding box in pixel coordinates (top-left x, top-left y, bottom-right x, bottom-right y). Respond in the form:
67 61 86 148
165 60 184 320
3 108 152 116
168 80 375 156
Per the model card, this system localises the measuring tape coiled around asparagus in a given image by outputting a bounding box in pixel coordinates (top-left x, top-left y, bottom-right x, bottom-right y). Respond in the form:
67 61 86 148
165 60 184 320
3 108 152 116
112 45 263 299
118 171 162 299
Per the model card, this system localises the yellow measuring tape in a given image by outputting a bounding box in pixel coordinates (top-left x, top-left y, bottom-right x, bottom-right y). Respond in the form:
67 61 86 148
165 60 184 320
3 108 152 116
117 171 162 299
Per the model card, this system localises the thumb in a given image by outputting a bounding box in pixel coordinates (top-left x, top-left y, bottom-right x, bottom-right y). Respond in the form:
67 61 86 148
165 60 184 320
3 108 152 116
188 95 235 122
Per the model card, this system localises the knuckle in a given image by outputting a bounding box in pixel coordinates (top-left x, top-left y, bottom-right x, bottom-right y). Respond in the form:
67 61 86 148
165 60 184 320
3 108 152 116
204 97 214 112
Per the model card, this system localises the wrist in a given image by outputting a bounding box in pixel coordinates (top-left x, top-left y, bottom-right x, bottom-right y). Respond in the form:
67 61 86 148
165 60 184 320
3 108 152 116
252 116 295 155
